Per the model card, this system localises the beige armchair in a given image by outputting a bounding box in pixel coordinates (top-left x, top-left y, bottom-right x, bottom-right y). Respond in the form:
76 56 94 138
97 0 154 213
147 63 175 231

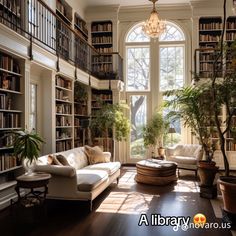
165 144 203 177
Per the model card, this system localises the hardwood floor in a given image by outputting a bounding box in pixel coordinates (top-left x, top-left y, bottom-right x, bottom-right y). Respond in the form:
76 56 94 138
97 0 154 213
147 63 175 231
0 167 233 236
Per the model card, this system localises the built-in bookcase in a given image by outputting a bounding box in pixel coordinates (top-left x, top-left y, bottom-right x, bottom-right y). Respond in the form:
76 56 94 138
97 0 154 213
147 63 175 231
55 75 73 152
0 51 24 209
91 21 113 78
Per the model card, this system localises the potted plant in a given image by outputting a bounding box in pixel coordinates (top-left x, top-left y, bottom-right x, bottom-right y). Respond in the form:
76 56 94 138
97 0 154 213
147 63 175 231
90 101 130 157
143 111 169 158
13 129 44 175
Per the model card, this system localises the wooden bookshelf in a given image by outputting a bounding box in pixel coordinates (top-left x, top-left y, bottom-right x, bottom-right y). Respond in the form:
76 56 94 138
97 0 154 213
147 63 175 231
0 51 24 203
198 17 222 78
91 21 113 77
55 75 73 152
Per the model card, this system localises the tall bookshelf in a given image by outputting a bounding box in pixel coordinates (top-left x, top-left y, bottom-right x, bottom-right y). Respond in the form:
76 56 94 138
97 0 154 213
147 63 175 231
91 89 113 153
91 21 113 78
0 51 24 208
74 81 89 147
0 0 22 32
55 75 73 152
198 17 222 78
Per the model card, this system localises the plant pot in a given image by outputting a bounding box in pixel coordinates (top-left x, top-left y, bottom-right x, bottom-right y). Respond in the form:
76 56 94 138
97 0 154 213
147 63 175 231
198 161 219 186
218 176 236 214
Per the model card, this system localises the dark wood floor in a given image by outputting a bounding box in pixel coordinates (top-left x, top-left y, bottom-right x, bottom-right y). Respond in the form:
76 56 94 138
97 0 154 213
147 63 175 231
0 167 233 236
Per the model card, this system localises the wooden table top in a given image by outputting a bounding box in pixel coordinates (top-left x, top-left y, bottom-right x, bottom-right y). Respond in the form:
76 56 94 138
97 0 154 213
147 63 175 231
16 172 51 182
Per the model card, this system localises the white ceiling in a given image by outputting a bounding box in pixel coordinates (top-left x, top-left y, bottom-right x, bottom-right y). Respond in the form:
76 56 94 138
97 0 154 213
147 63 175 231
84 0 202 8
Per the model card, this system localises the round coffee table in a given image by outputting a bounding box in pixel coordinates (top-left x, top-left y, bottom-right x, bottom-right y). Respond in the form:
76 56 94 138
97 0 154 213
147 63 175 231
135 159 177 185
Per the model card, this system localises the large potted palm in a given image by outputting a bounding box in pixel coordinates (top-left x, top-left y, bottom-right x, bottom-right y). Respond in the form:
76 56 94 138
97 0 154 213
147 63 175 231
143 111 169 158
13 129 44 175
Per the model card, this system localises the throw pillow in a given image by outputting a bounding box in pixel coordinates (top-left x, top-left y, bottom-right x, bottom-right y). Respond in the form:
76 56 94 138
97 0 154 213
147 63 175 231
56 154 70 166
47 155 63 166
84 145 108 165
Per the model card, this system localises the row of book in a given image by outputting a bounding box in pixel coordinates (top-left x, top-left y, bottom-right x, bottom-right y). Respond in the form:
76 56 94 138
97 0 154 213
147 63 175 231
0 133 14 148
226 141 236 151
0 154 17 172
56 89 71 101
199 22 222 30
56 140 72 152
0 112 20 128
92 64 113 73
226 32 236 41
199 54 221 61
199 35 221 42
56 104 72 114
0 74 20 91
91 23 112 32
56 76 72 90
56 130 72 140
227 21 236 30
92 55 112 63
92 36 112 44
199 62 222 71
0 93 13 110
74 105 87 116
0 54 20 74
92 93 112 101
56 116 71 127
96 47 113 53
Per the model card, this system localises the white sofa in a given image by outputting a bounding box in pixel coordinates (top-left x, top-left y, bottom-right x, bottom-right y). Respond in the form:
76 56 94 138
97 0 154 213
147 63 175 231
165 144 203 177
35 147 121 210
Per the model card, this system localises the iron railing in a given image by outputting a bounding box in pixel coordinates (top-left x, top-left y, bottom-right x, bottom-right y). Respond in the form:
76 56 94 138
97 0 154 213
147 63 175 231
0 0 123 81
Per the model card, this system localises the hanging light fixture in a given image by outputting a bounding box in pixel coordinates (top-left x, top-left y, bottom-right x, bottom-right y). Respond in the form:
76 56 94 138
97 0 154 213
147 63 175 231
142 0 166 38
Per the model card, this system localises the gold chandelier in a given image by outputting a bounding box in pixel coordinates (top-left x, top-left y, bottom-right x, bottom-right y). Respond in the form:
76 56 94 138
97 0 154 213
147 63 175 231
142 0 166 38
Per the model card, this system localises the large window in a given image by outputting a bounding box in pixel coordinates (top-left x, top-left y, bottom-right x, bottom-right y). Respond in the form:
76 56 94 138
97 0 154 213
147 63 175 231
125 21 186 160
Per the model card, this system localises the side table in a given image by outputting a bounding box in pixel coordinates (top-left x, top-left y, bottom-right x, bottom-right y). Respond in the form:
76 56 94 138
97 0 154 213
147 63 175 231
12 172 51 224
15 172 51 207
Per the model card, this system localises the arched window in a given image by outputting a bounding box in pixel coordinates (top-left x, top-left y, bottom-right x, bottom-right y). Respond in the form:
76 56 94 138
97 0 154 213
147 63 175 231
125 21 186 160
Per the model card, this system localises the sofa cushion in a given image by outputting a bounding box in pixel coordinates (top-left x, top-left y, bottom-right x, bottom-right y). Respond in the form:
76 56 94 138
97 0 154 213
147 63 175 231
76 169 108 191
168 155 197 165
174 144 201 158
84 145 109 164
59 147 88 169
83 162 121 176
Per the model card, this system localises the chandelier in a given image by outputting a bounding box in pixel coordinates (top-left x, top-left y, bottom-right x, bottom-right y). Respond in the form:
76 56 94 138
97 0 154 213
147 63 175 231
142 0 166 38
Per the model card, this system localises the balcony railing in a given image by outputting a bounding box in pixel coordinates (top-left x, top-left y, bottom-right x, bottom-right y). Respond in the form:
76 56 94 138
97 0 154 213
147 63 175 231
0 0 123 81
